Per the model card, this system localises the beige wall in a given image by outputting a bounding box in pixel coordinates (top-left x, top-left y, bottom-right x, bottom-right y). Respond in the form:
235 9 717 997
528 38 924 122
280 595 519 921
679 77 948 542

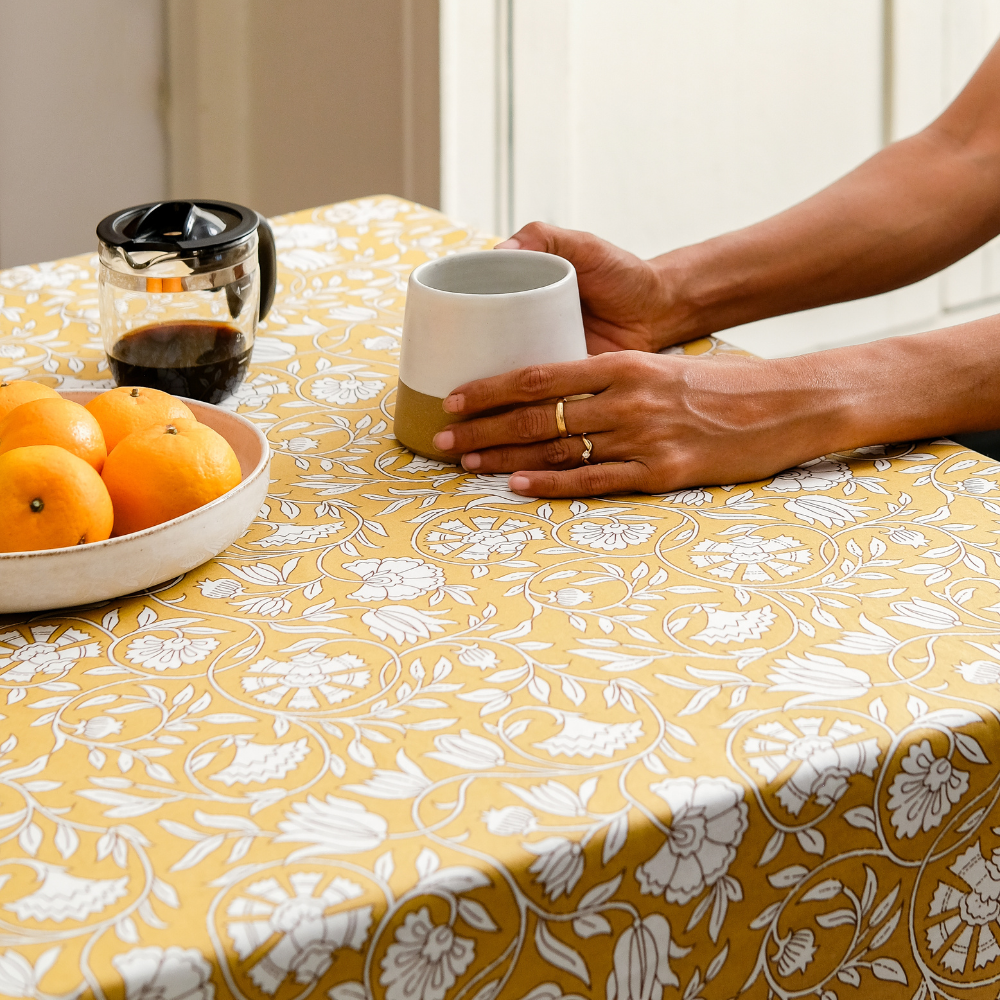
0 0 166 267
166 0 440 217
0 0 440 268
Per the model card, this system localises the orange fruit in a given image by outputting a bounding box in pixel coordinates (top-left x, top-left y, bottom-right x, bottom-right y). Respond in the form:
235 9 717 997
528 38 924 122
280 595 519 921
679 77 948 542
102 420 241 536
0 397 107 472
0 445 113 552
85 385 196 452
0 379 59 421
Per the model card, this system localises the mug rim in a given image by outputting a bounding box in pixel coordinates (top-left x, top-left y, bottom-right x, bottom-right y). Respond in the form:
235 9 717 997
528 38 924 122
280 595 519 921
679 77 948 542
410 248 574 297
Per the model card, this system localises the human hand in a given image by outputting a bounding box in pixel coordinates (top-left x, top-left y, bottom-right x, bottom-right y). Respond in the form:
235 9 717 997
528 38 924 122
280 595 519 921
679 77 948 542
495 223 696 353
432 351 842 498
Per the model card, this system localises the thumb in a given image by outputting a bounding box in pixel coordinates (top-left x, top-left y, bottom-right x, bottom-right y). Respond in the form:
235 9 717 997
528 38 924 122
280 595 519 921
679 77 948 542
494 221 598 265
493 222 617 273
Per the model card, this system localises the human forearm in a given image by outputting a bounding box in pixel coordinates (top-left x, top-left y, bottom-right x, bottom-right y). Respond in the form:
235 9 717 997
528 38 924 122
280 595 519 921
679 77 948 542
802 316 1000 449
656 37 1000 346
658 128 1000 344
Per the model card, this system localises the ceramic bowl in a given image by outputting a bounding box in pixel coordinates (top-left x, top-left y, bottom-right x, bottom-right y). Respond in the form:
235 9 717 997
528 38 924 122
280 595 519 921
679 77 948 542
0 391 270 615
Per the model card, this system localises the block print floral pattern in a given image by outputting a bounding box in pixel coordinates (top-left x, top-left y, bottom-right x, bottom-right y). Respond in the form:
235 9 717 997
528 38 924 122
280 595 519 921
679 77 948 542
2 199 1000 1000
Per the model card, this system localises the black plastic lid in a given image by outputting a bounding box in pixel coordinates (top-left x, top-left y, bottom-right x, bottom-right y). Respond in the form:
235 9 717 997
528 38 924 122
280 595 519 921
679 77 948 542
97 199 260 255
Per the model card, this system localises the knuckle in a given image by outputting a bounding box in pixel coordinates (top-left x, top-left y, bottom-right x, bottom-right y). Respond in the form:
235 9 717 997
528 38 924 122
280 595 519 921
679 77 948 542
455 419 491 452
476 447 515 473
518 221 550 242
582 464 620 496
543 437 575 466
511 405 548 442
518 365 553 397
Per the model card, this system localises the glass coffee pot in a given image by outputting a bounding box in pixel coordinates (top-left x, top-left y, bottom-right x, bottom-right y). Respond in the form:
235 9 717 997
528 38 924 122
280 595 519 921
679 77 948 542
96 200 277 403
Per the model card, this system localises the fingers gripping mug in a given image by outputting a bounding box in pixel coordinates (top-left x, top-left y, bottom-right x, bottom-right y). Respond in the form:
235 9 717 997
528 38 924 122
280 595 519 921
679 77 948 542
395 249 588 461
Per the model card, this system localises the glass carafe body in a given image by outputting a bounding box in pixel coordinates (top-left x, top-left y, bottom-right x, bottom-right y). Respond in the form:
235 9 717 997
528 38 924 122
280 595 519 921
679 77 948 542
97 233 260 403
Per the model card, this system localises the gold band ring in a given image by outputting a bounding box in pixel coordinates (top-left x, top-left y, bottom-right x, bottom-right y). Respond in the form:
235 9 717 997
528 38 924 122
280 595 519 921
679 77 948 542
555 397 570 438
580 434 594 464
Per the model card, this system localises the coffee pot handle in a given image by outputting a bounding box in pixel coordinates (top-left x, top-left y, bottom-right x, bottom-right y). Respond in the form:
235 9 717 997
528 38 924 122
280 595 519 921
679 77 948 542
256 213 277 321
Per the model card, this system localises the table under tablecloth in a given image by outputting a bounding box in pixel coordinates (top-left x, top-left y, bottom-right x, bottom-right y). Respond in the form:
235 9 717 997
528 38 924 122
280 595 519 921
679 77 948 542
1 197 999 1000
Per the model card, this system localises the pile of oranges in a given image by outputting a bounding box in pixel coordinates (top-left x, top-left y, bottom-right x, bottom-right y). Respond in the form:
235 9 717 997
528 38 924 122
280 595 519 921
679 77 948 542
0 380 241 553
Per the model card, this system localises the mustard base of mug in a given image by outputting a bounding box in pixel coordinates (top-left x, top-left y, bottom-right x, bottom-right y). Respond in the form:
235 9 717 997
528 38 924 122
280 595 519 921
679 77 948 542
393 379 462 463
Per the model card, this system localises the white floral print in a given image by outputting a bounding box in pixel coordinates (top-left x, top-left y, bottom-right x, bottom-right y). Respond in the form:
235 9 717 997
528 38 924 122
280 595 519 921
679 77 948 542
662 488 713 506
483 806 536 836
524 837 584 899
226 872 371 995
282 436 319 453
637 776 748 905
767 653 872 700
230 595 293 616
251 336 297 364
771 928 816 976
426 730 506 770
125 636 219 671
690 531 811 582
278 248 338 271
765 459 852 492
211 738 310 786
960 477 999 493
885 526 930 548
956 660 1000 684
607 915 689 1000
569 520 655 551
0 626 101 684
0 261 88 291
254 523 343 548
324 197 404 233
112 946 214 1000
783 494 874 528
887 740 969 838
345 557 444 601
362 606 453 645
276 796 388 853
396 454 450 474
504 779 595 817
272 223 342 248
329 305 378 323
743 717 880 815
5 865 128 921
77 716 123 740
532 713 643 759
379 906 476 1000
219 375 290 411
454 474 530 504
926 841 1000 972
425 516 545 561
0 951 36 998
689 605 776 645
242 651 370 709
887 597 961 631
362 335 399 351
455 644 498 669
196 578 244 599
311 375 385 405
549 588 592 607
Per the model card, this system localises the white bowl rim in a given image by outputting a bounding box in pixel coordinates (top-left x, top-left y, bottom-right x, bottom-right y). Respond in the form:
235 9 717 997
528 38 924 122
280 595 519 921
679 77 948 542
0 392 270 562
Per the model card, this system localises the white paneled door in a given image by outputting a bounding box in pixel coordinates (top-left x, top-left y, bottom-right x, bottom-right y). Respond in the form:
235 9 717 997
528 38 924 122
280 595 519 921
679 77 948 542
440 0 1000 357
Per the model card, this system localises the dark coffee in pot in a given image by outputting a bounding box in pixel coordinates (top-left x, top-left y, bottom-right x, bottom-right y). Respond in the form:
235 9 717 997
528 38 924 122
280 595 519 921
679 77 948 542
107 320 251 403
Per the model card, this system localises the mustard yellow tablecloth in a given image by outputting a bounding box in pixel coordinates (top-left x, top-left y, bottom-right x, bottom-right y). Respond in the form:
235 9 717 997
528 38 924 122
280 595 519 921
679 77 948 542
1 197 999 1000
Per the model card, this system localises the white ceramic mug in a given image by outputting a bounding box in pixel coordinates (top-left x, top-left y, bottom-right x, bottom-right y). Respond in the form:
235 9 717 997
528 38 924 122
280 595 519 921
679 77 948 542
395 249 587 461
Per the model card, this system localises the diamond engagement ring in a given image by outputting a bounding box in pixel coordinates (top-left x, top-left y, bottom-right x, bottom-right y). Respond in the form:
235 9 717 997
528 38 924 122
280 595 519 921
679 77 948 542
580 434 594 464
